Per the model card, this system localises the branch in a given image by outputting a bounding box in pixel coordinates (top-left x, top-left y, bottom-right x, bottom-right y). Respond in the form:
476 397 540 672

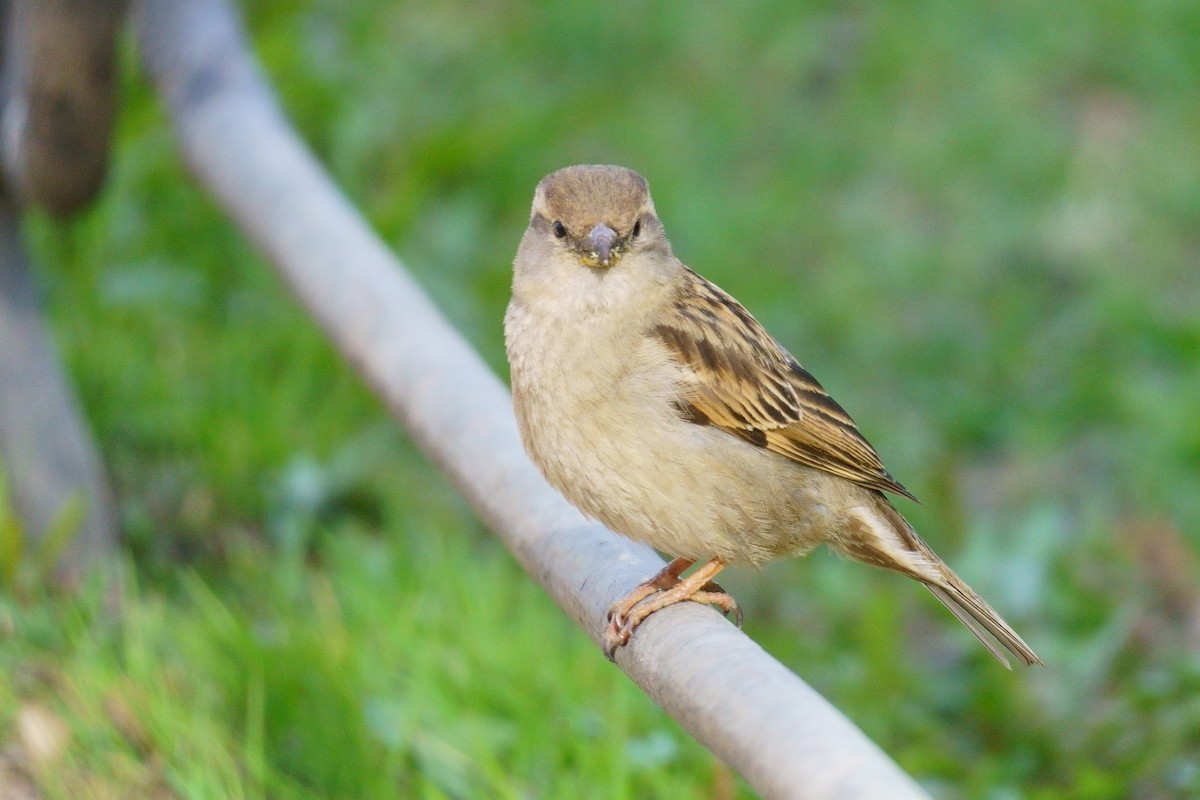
133 1 932 797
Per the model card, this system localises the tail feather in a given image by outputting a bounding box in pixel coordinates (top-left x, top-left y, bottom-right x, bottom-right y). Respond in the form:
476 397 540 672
924 582 1041 669
850 499 1043 668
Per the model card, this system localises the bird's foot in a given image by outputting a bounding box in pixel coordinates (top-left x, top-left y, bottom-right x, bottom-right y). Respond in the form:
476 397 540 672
603 557 737 660
690 586 744 627
605 557 694 625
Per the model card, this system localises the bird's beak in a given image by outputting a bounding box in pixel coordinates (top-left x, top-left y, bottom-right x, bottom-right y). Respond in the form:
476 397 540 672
582 223 620 268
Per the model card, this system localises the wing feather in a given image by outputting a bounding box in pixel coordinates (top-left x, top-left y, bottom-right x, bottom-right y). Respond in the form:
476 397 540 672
657 267 917 501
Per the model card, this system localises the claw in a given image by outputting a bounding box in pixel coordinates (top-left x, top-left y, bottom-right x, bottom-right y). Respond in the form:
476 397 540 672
691 588 742 626
603 614 631 660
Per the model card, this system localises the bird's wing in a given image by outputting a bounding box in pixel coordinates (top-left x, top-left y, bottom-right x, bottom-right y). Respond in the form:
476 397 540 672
654 267 916 501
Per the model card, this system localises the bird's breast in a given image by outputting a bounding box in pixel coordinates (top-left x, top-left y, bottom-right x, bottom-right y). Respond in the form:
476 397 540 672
506 299 840 565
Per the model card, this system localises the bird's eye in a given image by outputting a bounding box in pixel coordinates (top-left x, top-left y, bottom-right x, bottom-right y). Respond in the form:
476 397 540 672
553 221 567 239
631 219 642 239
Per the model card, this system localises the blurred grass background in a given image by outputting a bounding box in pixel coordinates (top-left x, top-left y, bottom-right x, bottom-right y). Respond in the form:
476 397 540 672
2 0 1199 797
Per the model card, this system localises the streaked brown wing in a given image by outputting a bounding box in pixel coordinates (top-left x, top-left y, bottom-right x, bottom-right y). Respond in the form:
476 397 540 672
656 267 916 501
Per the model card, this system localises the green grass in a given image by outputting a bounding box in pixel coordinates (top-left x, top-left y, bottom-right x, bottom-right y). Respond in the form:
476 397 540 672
3 0 1199 797
2 532 733 798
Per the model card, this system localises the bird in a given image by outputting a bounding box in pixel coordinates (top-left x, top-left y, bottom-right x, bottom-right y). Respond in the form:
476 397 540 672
504 164 1041 668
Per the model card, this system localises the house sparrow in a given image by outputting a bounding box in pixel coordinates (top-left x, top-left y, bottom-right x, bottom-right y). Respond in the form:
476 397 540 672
504 164 1041 667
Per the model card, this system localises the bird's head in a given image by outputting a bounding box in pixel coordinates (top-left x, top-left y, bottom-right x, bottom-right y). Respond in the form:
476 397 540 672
525 165 667 270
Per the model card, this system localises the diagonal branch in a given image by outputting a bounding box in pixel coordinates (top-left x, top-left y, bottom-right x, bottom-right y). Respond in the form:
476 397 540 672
133 1 932 797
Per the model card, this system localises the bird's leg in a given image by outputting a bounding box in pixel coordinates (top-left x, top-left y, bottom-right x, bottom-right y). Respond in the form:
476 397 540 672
606 557 694 625
604 557 738 659
619 558 738 626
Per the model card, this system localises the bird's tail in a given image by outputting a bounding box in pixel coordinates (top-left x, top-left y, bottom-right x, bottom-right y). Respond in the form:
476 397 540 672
841 500 1043 669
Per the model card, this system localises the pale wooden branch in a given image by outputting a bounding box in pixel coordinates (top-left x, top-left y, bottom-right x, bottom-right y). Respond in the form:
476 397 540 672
133 1 933 797
1 0 125 215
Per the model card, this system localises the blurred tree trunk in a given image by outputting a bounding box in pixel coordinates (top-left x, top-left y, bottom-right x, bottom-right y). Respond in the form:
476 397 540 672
0 203 117 584
2 0 125 216
0 0 124 583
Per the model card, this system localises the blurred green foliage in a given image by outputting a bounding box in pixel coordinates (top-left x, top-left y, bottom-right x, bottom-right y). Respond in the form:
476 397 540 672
2 0 1199 797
